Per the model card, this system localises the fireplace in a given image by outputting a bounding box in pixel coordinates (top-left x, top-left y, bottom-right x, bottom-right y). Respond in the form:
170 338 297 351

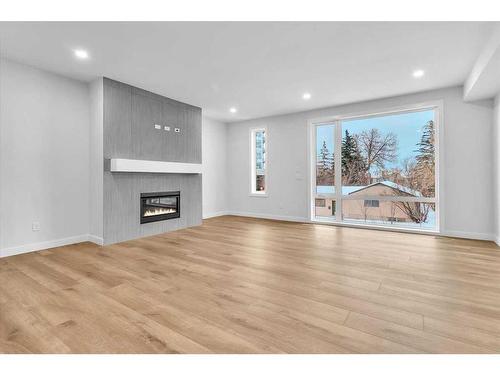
140 191 180 224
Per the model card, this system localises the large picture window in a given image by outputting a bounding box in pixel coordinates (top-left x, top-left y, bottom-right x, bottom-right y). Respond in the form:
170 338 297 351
250 128 267 195
311 105 439 231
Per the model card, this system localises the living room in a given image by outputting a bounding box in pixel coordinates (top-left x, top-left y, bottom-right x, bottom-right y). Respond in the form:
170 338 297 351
1 2 500 373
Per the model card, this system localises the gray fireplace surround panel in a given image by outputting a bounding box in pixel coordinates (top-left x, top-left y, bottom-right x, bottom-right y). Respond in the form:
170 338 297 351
101 78 202 245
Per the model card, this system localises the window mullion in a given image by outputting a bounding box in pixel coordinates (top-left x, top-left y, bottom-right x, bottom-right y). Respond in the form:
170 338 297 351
334 120 342 222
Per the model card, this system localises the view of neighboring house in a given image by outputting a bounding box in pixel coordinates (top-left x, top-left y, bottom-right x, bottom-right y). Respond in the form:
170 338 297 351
315 181 431 225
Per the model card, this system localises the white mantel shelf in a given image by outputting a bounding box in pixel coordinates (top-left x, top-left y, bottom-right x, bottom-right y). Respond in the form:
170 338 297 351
109 158 202 174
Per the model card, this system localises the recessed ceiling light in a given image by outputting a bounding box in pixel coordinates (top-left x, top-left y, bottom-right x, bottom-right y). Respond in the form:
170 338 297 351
302 92 312 100
412 69 425 78
74 49 89 60
229 107 237 113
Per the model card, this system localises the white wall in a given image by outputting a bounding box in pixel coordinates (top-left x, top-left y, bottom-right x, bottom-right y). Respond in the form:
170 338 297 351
227 86 495 240
493 94 500 244
89 78 103 243
0 58 90 256
202 117 228 218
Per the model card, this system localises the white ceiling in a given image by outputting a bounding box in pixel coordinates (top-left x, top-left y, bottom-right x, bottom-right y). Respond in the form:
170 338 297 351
0 22 497 122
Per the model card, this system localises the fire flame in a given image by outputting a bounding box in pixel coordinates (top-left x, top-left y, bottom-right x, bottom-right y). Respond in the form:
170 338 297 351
144 207 177 217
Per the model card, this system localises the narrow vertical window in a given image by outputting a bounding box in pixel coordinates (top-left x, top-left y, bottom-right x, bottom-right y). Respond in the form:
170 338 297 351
251 128 267 195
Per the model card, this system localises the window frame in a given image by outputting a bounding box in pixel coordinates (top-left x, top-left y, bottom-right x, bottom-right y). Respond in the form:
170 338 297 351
249 127 268 197
308 100 442 234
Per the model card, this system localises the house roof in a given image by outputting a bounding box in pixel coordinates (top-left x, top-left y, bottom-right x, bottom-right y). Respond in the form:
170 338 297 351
316 181 421 197
349 181 421 197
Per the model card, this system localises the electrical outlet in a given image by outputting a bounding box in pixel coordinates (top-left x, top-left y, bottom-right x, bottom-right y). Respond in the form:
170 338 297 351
154 124 162 130
32 221 40 231
174 128 181 133
164 126 171 131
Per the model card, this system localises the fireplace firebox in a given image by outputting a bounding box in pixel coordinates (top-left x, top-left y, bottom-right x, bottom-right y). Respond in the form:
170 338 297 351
140 191 180 224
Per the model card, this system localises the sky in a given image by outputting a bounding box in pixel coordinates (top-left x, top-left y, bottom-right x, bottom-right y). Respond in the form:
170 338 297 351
316 109 435 170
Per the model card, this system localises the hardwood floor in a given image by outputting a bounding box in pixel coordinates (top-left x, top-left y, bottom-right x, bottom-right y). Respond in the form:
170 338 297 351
1 215 500 353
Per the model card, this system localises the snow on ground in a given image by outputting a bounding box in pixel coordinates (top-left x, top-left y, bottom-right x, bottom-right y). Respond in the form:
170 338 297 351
315 185 436 230
315 216 435 230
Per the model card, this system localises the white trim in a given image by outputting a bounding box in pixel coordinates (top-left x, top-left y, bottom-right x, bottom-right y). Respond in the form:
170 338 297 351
1 218 494 259
308 100 445 125
224 212 496 242
339 195 435 203
249 127 268 197
441 230 495 242
0 234 91 258
88 235 104 246
308 118 316 221
313 217 439 236
203 211 230 219
334 119 342 222
110 158 202 174
248 192 268 198
495 236 500 247
435 101 445 233
308 100 442 234
229 211 308 223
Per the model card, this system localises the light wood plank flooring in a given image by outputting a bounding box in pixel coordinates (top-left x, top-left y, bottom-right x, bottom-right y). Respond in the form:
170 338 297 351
1 215 500 353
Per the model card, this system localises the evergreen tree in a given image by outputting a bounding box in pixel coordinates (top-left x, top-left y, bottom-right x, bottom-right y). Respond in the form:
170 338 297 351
416 120 435 167
317 141 334 185
342 130 355 172
319 141 331 171
341 130 365 184
414 120 435 197
397 120 435 222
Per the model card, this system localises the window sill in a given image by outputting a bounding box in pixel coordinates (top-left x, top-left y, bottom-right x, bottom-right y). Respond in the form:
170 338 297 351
311 217 439 235
249 193 268 198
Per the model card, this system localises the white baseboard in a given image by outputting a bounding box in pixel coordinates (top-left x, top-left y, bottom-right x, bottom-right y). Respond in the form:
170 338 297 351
440 230 495 242
1 219 496 259
228 211 309 223
203 211 230 219
0 234 91 258
227 211 498 243
88 235 104 246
